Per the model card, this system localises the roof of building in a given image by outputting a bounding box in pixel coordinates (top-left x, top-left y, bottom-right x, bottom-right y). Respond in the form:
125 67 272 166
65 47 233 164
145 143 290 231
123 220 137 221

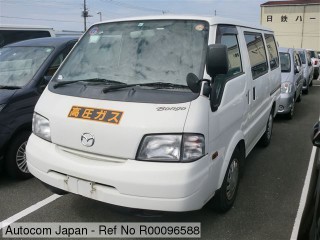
261 0 320 6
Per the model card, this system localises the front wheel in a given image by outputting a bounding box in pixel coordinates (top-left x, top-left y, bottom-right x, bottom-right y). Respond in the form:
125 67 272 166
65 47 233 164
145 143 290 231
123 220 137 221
259 111 273 147
5 131 32 179
210 148 241 213
286 98 295 120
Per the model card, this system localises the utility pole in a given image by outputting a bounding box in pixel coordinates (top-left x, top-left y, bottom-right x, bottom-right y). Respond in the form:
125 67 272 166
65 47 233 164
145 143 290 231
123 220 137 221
214 10 217 16
82 0 92 31
97 11 102 21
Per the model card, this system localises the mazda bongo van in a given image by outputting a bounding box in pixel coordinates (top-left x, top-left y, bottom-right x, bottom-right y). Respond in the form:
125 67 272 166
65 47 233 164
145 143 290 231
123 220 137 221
26 16 281 212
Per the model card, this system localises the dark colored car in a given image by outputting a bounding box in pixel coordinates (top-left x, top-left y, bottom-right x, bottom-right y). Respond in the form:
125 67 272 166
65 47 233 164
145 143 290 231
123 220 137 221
0 37 77 179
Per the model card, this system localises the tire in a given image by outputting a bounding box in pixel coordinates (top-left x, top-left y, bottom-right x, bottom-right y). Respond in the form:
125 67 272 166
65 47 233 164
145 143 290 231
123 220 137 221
210 148 241 213
5 131 32 179
259 110 273 147
296 89 302 102
303 80 309 95
285 98 295 120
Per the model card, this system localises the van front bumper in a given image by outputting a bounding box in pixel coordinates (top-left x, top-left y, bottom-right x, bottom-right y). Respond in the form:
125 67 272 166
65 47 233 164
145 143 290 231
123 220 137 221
277 93 294 114
26 134 211 212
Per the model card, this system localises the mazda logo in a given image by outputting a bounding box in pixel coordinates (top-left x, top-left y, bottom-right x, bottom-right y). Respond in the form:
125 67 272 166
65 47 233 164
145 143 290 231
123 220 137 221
81 133 95 147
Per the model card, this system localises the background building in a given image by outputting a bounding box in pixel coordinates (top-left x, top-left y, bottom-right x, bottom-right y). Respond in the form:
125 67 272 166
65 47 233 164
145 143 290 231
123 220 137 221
261 0 320 50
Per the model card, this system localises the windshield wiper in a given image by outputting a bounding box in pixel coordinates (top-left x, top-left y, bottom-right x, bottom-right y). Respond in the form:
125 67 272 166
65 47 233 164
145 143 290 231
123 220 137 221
141 82 189 89
0 85 21 90
102 82 189 93
53 78 126 89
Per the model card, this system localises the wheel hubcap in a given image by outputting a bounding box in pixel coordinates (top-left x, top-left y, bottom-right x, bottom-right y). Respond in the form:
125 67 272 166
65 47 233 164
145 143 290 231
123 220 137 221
16 141 29 173
226 159 239 201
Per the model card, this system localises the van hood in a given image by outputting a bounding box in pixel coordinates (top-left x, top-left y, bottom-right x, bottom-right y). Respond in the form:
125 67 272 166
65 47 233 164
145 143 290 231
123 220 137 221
35 89 191 159
0 89 17 104
281 72 291 83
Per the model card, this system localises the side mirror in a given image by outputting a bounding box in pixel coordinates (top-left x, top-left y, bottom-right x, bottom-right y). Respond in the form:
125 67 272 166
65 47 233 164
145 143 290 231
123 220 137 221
43 76 52 83
39 76 52 90
312 121 320 147
186 73 201 93
206 44 228 77
294 65 300 74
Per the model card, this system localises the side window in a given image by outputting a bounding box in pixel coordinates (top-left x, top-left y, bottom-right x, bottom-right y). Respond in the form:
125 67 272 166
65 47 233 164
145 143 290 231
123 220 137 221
218 35 243 79
45 42 76 78
244 32 268 79
264 34 279 70
294 52 301 67
210 25 243 110
216 26 243 82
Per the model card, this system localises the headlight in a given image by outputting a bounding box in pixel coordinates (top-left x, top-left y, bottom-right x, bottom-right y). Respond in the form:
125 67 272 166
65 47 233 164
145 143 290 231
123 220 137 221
0 104 6 112
32 113 51 142
281 82 293 93
137 134 205 162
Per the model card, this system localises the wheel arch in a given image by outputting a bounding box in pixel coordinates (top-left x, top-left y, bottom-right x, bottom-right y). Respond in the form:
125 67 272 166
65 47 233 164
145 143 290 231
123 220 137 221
217 131 245 188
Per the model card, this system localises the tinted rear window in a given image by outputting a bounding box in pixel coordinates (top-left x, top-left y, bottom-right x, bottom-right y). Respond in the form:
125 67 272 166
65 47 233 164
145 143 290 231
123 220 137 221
0 30 51 48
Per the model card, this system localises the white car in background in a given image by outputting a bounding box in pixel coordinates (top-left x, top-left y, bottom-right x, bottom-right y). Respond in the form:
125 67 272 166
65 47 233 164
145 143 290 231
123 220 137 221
297 48 314 94
307 49 320 80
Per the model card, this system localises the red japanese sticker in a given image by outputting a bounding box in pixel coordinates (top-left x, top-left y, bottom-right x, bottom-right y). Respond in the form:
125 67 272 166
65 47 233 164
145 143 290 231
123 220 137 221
89 27 99 35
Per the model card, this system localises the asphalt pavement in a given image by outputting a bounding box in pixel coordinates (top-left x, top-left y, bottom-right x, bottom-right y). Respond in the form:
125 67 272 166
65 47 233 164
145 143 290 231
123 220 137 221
0 79 320 240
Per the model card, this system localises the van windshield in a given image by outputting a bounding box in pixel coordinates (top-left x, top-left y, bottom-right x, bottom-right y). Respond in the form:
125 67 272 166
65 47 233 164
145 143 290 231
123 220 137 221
280 52 291 73
52 20 209 91
0 46 53 87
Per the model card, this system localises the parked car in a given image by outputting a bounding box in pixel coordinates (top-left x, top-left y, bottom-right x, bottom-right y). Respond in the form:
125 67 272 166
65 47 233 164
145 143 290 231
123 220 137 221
277 47 303 119
297 48 314 94
27 16 281 213
0 37 77 179
0 24 55 48
307 49 320 80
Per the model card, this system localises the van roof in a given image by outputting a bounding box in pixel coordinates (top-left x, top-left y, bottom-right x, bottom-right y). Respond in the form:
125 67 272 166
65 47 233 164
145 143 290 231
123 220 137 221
279 47 293 53
0 24 54 30
95 15 273 33
5 37 78 48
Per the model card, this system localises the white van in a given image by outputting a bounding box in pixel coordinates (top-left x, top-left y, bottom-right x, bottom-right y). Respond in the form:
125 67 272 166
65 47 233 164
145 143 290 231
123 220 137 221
0 24 55 48
26 16 281 212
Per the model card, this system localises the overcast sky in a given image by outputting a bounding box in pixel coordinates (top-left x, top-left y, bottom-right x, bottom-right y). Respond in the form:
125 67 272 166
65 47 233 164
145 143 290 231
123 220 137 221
0 0 271 31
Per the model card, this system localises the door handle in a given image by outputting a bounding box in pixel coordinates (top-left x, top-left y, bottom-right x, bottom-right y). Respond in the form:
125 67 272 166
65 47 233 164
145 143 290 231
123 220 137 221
253 87 256 100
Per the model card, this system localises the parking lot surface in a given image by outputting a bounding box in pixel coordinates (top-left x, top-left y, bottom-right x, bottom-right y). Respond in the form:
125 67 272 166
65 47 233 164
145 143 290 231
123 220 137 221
1 80 320 240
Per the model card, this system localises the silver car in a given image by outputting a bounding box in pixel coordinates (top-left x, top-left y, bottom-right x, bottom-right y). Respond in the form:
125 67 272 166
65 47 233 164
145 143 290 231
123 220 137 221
277 47 303 119
297 48 314 94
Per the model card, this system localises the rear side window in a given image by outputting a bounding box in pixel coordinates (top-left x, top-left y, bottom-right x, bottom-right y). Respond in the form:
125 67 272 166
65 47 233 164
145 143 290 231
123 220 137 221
264 34 279 70
244 32 268 79
0 30 51 48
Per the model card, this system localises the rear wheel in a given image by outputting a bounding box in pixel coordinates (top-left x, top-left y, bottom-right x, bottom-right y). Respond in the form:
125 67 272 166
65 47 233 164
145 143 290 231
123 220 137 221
303 80 309 94
210 148 241 213
5 131 32 179
259 111 274 147
296 89 302 102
